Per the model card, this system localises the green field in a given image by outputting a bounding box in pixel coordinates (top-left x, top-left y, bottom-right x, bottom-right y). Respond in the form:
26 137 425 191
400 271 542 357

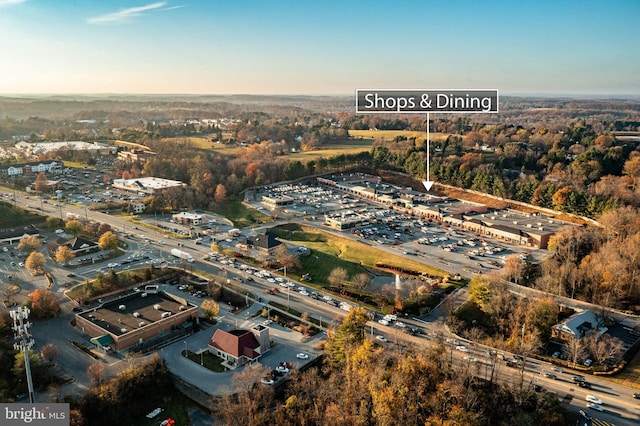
214 198 271 228
287 140 374 161
270 223 448 286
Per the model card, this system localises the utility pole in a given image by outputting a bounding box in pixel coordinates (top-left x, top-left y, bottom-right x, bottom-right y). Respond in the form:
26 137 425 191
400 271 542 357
11 307 35 403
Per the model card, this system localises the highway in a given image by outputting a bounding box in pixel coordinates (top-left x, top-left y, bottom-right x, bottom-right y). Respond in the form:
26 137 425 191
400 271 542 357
2 189 640 424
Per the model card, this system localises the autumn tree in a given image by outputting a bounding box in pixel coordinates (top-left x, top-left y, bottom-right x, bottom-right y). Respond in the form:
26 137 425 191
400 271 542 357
200 299 220 320
468 275 492 312
18 235 42 253
327 267 348 288
55 245 75 265
563 336 586 368
65 220 83 236
503 254 525 284
324 307 370 367
28 288 60 319
34 172 48 193
97 222 112 236
25 251 46 272
214 183 227 204
585 334 624 366
273 244 301 271
87 361 106 386
40 343 60 364
98 231 118 252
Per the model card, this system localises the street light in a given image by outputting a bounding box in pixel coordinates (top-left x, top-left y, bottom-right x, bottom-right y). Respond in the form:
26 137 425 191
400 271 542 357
184 340 187 357
10 307 35 403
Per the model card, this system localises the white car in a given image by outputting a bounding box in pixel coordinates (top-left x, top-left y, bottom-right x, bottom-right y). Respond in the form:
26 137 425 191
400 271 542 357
260 378 274 385
463 356 478 363
377 319 390 326
585 395 603 405
586 402 603 412
296 353 309 360
375 335 388 343
456 345 469 352
275 366 289 374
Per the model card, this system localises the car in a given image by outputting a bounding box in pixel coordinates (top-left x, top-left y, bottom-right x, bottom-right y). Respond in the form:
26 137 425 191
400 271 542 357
583 359 593 367
551 351 561 358
578 410 592 420
585 395 603 405
578 381 592 389
18 262 24 267
275 366 289 374
72 307 83 313
263 319 272 325
463 356 478 363
634 392 640 399
376 335 388 343
543 373 557 380
552 366 563 372
586 402 603 412
296 353 309 360
378 319 390 326
455 345 469 352
572 375 586 383
260 378 274 385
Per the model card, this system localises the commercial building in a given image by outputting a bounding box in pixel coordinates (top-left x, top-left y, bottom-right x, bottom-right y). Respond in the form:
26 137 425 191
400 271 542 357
0 160 63 177
172 212 202 225
0 225 40 245
112 177 186 195
75 290 199 352
208 324 271 370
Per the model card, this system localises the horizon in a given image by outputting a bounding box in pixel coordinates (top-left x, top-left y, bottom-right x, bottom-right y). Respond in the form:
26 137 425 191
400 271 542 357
1 1 638 96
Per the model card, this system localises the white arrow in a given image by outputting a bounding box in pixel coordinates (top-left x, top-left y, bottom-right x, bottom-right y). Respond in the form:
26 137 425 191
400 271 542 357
422 112 434 191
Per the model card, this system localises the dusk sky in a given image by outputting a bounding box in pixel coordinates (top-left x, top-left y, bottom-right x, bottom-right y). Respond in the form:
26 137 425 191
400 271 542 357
1 0 638 95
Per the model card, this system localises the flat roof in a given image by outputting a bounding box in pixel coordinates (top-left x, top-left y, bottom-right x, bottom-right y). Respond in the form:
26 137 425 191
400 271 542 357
113 176 185 190
78 291 195 336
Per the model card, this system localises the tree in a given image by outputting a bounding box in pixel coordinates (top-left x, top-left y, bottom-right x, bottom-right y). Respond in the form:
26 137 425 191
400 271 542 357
65 220 83 236
55 245 75 265
98 231 118 252
468 275 492 312
324 307 370 367
214 184 227 204
47 241 59 254
503 254 525 284
87 361 106 386
97 222 112 236
200 299 220 320
18 235 42 253
353 273 371 290
328 267 348 288
34 172 48 193
25 251 46 272
45 216 64 231
40 343 60 364
562 336 586 368
28 288 60 319
585 334 624 366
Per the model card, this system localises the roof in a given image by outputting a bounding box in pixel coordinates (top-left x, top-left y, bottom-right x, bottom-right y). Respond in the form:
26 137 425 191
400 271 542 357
248 232 281 250
60 237 98 251
553 309 608 339
209 329 260 359
90 334 114 347
0 225 39 240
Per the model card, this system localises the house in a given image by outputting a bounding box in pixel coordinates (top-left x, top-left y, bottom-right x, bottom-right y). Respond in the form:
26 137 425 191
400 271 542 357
246 232 282 255
552 309 608 341
58 237 99 255
208 325 270 370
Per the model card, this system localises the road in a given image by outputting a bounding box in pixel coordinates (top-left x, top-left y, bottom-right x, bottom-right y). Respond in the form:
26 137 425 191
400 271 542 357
3 189 640 424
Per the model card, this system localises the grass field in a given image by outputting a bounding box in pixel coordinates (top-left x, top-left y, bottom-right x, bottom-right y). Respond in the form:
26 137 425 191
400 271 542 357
349 129 450 143
161 137 214 150
214 198 271 228
597 354 640 390
271 223 448 286
287 139 374 161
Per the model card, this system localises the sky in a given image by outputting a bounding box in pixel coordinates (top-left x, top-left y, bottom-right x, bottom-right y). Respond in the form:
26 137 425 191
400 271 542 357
0 0 638 96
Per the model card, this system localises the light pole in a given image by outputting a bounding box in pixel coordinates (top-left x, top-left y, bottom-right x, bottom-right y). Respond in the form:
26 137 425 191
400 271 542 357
184 340 187 357
10 307 35 403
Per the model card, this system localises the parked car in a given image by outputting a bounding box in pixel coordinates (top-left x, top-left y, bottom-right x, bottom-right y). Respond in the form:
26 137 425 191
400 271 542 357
296 353 309 360
275 366 289 374
260 378 274 385
376 335 388 343
455 345 469 352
